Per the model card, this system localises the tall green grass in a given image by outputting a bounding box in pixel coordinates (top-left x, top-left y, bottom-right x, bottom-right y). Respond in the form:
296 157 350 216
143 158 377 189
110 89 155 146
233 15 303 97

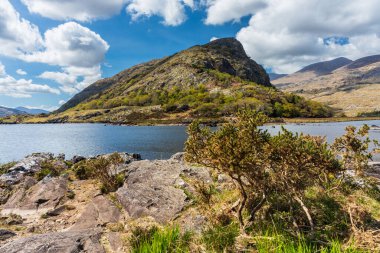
131 226 191 253
255 231 367 253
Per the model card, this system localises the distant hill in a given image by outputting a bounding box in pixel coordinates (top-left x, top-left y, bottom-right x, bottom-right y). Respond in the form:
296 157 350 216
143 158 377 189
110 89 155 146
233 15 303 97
297 57 353 75
15 107 49 115
0 106 26 117
268 73 287 81
273 55 380 116
24 38 332 124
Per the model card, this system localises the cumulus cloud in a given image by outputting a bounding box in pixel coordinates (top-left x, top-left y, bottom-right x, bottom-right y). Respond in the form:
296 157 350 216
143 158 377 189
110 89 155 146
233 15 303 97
126 0 195 26
23 22 109 69
26 22 109 93
0 63 60 98
0 0 43 59
204 0 267 25
0 0 110 95
0 63 5 76
204 0 380 73
22 105 58 112
39 66 102 94
21 0 127 22
16 69 27 75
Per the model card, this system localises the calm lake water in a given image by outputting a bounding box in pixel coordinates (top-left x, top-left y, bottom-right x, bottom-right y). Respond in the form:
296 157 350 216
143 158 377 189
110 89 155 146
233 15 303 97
0 120 380 163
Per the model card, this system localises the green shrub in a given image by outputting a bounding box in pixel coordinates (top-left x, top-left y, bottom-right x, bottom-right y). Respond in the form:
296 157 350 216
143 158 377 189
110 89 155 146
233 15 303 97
85 153 125 193
35 160 66 181
0 161 16 175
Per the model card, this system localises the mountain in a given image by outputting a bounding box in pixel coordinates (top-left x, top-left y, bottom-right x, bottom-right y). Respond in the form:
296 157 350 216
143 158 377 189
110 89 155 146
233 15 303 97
15 107 49 115
297 57 353 75
273 55 380 116
268 73 287 81
26 38 332 124
0 106 26 117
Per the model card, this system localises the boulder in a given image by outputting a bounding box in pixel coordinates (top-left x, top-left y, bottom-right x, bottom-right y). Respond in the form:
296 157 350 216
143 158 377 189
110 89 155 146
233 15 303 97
70 195 121 230
71 155 86 164
0 153 53 185
2 176 68 218
0 229 104 253
0 229 16 241
116 156 211 223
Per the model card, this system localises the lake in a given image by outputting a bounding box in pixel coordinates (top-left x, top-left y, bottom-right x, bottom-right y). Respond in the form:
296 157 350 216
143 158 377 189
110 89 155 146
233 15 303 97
0 120 380 163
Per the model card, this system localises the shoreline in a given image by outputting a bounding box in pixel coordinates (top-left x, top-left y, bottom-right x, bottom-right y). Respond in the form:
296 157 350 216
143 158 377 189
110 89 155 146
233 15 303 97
1 116 380 126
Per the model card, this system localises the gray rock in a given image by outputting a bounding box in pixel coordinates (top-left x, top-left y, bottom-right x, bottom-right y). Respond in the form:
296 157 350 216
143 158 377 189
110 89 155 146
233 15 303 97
0 229 16 241
2 176 68 217
170 152 185 163
71 155 86 164
0 153 53 185
70 195 121 230
116 160 187 223
0 229 105 253
116 159 211 223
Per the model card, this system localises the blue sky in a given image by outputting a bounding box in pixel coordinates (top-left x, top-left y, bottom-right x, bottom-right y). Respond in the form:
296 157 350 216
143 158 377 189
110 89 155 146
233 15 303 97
1 0 379 110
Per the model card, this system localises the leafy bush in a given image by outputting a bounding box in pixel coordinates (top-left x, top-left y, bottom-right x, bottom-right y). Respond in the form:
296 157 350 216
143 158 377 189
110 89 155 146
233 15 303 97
85 153 125 193
332 125 378 176
35 160 67 181
185 109 341 229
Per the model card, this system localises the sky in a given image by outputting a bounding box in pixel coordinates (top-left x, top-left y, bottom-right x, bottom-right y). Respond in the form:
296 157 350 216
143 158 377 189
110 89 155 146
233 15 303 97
0 0 379 111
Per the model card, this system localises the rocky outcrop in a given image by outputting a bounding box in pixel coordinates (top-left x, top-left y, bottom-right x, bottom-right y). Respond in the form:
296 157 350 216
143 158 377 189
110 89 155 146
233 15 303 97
2 176 69 218
0 229 104 253
116 153 211 223
0 152 213 252
70 195 121 230
0 153 54 185
0 229 16 241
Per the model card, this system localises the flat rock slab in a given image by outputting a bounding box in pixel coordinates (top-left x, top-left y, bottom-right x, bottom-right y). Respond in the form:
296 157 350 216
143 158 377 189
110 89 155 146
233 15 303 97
116 156 211 223
2 176 68 218
70 195 121 230
0 229 104 253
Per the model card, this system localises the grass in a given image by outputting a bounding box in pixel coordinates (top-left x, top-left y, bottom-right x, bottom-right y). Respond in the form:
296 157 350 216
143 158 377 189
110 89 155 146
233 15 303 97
202 222 239 252
0 161 16 174
131 226 192 253
255 232 368 253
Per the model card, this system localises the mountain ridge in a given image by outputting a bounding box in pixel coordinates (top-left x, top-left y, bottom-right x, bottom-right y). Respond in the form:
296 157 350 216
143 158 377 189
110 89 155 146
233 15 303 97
273 55 380 116
13 38 333 124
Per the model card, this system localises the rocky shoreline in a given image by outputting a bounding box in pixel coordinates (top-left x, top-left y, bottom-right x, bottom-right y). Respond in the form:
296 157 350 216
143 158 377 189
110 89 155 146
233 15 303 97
0 152 213 252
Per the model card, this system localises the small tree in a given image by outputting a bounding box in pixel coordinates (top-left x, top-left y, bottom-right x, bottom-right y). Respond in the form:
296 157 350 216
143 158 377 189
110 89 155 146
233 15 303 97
185 109 341 230
185 110 271 228
332 125 378 176
268 129 341 230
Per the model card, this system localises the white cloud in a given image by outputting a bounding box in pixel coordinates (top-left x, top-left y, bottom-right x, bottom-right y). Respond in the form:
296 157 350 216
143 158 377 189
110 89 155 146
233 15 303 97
210 36 218 42
59 100 66 105
21 0 127 22
0 63 5 76
204 0 267 25
23 105 58 112
204 0 380 73
0 2 110 94
0 0 43 59
0 62 58 98
39 66 102 94
24 22 109 69
126 0 195 26
0 66 60 98
16 69 27 75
